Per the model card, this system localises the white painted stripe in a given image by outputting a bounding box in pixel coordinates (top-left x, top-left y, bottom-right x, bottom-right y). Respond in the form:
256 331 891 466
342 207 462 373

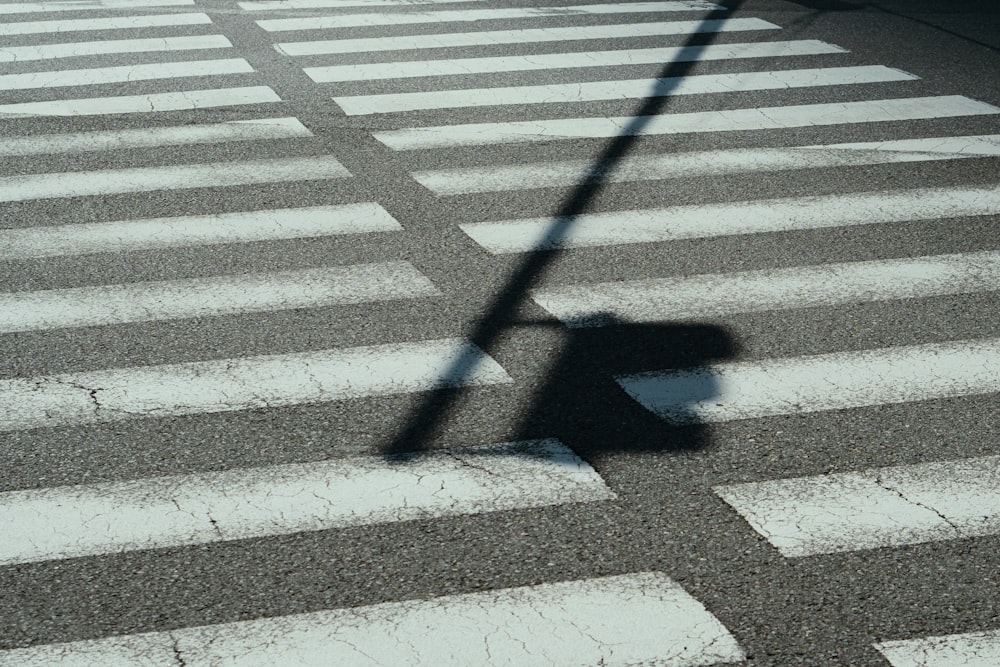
0 0 192 15
876 630 1000 667
416 134 1000 194
336 66 916 115
0 86 280 118
0 338 512 432
243 0 488 9
0 117 311 157
0 262 439 333
0 34 232 63
531 251 1000 327
376 95 1000 150
460 186 1000 253
0 573 742 666
0 156 350 202
0 440 610 565
617 338 1000 425
274 18 778 54
0 203 402 259
0 12 211 36
260 2 722 31
0 58 253 91
715 455 1000 557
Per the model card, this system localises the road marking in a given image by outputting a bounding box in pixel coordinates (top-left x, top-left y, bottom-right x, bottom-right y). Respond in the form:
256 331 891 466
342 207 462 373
0 86 280 118
0 117 311 157
0 262 439 333
375 95 999 150
459 185 1000 253
0 203 402 259
0 440 610 565
875 630 1000 667
0 58 253 91
0 12 211 35
416 134 1000 194
0 0 193 15
715 455 1000 557
0 155 350 202
305 39 845 83
0 339 513 432
531 251 1000 326
260 2 722 30
335 65 916 115
616 338 1000 425
0 573 742 666
274 18 778 53
0 34 232 63
243 0 488 9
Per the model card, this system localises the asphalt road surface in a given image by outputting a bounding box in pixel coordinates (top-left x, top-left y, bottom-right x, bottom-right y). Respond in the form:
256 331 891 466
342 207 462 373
0 0 998 664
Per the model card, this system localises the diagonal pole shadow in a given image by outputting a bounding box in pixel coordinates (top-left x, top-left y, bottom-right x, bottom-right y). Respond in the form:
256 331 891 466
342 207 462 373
385 0 747 458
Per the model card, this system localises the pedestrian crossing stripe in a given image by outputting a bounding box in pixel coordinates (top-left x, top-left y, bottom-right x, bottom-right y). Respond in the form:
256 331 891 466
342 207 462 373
0 440 612 565
0 573 743 666
875 630 1000 667
715 455 1000 557
617 338 1000 425
0 262 440 333
0 34 233 63
241 0 489 10
0 12 211 35
0 339 513 432
334 65 918 115
0 0 193 15
0 86 281 118
0 58 254 91
0 203 401 259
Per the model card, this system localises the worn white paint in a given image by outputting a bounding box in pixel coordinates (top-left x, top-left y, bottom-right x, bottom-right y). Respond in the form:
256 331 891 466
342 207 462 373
0 155 350 202
0 34 232 63
0 262 439 333
0 0 192 15
0 573 743 666
617 338 1000 425
375 95 1000 150
274 18 778 54
0 203 400 259
715 456 1000 557
335 66 916 115
260 2 722 30
416 134 1000 194
0 58 253 91
242 0 487 9
876 630 1000 667
531 251 1000 326
306 40 845 83
0 440 611 565
0 339 512 432
0 12 211 36
459 185 1000 253
0 86 280 118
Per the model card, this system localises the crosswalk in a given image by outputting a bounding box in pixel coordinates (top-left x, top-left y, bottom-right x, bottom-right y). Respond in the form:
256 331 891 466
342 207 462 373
2 0 998 663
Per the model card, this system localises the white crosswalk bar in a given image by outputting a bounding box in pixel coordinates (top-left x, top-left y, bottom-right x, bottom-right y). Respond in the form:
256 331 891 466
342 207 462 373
0 440 611 565
243 0 489 9
0 0 193 15
375 95 1000 150
0 86 280 118
0 155 350 202
460 185 1000 253
876 630 1000 667
715 455 1000 557
416 134 1000 194
0 12 211 35
0 117 311 156
0 262 439 333
260 2 723 31
617 338 1000 425
0 339 513 432
0 34 232 63
531 251 1000 326
0 58 253 91
335 66 917 115
0 203 402 259
275 18 779 54
0 573 742 666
